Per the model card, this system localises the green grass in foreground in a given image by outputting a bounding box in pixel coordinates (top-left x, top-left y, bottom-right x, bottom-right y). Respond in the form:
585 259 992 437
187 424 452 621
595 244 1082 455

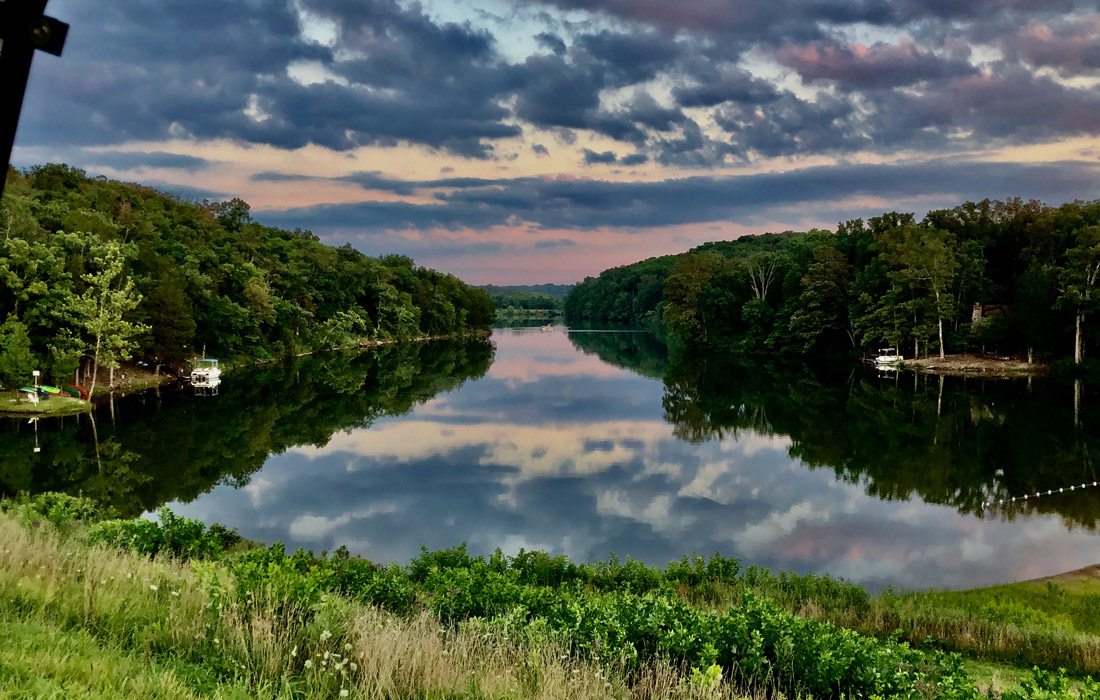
0 617 248 699
1 492 1099 699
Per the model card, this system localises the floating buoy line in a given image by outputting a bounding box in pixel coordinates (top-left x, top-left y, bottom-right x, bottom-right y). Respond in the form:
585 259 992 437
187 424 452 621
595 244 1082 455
985 480 1100 508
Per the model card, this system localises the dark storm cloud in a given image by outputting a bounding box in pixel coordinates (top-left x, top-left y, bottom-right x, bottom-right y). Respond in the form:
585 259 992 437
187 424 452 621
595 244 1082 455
865 67 1100 145
583 148 618 164
256 159 1100 233
776 40 976 89
993 15 1100 76
535 31 568 55
22 0 520 157
18 0 1100 169
80 151 215 172
520 0 1092 34
673 64 780 108
713 93 869 158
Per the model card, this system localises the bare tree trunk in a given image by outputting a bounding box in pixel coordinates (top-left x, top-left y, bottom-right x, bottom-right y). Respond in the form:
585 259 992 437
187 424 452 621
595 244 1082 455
1027 346 1033 365
1075 309 1084 365
109 364 115 389
938 317 946 359
88 335 101 398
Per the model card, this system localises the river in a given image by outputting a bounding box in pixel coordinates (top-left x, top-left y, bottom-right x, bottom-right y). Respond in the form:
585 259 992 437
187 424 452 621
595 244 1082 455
2 328 1098 590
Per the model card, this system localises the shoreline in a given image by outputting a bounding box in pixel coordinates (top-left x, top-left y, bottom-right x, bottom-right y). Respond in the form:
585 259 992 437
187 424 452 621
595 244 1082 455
1 330 494 415
900 353 1047 377
0 391 91 417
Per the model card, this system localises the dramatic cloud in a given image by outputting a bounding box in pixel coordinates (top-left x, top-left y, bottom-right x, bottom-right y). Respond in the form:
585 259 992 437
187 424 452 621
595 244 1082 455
14 0 1100 281
257 159 1100 234
777 40 975 89
82 151 215 172
996 15 1100 76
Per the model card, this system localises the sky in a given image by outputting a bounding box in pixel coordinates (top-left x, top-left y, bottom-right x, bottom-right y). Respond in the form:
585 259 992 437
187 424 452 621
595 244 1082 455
11 0 1100 284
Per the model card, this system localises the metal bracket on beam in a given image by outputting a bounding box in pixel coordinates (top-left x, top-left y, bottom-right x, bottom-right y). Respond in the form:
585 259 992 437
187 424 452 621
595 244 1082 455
0 0 70 199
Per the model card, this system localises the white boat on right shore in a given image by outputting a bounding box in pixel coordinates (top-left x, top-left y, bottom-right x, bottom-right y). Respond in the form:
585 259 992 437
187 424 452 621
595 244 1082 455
190 358 222 383
873 348 904 366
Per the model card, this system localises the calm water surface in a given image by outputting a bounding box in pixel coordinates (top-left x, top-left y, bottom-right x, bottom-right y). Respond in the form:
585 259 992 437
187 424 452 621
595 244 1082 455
4 329 1099 590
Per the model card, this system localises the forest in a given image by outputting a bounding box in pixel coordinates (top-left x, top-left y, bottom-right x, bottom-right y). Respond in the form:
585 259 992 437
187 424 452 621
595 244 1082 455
564 199 1100 366
0 165 494 390
479 284 571 312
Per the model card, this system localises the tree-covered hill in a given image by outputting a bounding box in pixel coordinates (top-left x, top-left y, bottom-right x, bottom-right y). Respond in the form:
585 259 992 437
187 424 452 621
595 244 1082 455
479 283 572 311
0 165 494 389
565 199 1100 365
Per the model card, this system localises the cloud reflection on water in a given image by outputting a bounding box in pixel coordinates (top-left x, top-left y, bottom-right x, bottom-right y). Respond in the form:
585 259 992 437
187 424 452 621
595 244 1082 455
171 330 1100 590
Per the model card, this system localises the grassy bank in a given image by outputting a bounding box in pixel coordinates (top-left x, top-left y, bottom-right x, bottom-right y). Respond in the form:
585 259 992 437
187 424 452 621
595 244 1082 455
0 390 91 417
0 494 1097 698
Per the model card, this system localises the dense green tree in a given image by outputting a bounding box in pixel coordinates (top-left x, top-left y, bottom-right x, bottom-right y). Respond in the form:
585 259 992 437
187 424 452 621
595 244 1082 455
878 225 958 359
66 240 148 395
0 315 35 387
0 165 493 386
663 253 724 343
789 246 852 353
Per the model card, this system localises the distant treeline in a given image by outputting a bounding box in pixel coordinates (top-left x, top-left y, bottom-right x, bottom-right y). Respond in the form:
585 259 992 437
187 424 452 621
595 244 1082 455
480 283 571 311
0 165 494 389
564 199 1100 365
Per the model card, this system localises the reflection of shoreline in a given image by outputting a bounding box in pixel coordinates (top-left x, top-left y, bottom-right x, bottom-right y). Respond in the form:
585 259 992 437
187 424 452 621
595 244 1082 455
156 331 1100 591
0 338 495 518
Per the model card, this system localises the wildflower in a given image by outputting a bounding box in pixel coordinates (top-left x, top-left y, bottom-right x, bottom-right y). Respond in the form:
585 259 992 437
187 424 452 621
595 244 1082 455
304 660 313 669
320 629 333 642
149 584 158 592
344 643 352 652
350 662 358 672
340 690 349 698
290 646 298 658
171 590 180 597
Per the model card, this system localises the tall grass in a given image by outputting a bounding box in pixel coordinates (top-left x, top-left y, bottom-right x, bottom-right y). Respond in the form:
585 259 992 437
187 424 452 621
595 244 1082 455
0 512 756 699
3 496 1098 698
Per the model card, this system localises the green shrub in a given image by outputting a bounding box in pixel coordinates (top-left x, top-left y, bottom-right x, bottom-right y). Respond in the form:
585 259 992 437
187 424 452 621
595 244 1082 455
3 492 111 525
1003 667 1100 700
85 508 231 560
224 543 333 607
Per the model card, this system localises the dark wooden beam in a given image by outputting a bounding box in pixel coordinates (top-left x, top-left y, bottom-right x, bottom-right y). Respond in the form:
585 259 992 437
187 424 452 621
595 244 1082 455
0 0 69 200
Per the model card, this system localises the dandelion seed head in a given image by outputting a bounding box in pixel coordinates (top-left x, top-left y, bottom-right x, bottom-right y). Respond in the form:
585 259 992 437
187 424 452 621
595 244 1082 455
304 659 313 669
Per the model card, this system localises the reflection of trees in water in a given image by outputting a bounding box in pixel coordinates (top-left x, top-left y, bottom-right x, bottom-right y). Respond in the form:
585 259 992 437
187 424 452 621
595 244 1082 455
0 339 494 516
566 330 668 379
581 336 1100 530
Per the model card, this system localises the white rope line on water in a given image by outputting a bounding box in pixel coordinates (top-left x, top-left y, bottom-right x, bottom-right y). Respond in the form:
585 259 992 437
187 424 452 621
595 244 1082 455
985 480 1100 508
